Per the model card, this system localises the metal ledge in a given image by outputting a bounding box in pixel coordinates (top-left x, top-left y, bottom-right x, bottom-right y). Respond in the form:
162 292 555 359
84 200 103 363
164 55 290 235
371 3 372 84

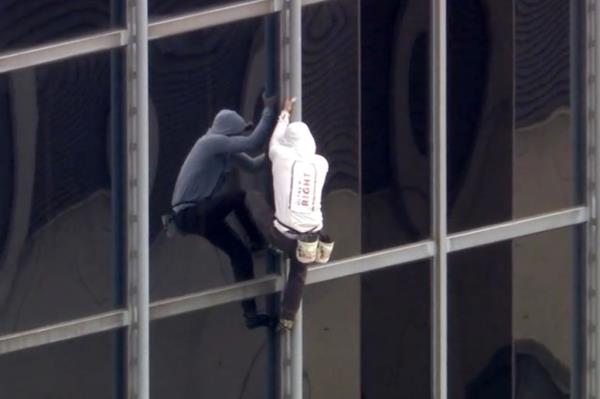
0 0 332 73
0 240 433 352
307 241 434 284
447 207 589 252
148 0 278 40
0 30 128 74
147 0 329 40
150 274 282 320
150 241 434 321
0 310 128 355
0 206 589 355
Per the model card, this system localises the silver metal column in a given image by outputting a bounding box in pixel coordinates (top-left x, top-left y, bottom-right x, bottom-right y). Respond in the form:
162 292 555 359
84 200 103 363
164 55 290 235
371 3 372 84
264 12 280 399
281 1 303 398
431 0 448 398
289 2 303 399
127 0 150 398
570 0 587 396
587 0 599 397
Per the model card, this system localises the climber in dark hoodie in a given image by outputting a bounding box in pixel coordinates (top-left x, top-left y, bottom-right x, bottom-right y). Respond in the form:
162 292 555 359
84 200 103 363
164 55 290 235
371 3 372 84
169 95 276 329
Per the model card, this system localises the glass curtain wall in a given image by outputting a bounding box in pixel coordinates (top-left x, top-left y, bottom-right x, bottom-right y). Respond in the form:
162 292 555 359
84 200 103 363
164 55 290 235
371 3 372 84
0 0 589 398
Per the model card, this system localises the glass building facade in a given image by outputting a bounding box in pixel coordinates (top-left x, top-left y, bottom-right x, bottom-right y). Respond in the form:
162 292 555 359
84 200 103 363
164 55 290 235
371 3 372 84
0 0 595 398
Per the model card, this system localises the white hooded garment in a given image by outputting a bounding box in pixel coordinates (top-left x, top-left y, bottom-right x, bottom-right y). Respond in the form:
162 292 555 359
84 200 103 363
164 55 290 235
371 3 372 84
269 111 329 234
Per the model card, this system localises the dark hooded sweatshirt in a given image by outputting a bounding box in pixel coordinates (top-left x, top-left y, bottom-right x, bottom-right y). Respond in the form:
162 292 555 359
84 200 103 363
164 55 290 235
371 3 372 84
171 106 275 210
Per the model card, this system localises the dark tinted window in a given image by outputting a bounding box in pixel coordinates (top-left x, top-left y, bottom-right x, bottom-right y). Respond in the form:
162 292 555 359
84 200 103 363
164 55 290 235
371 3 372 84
361 0 431 250
0 49 125 334
447 0 582 233
0 0 123 53
361 260 431 397
449 227 580 398
149 17 275 299
151 298 274 398
303 0 362 259
0 330 124 399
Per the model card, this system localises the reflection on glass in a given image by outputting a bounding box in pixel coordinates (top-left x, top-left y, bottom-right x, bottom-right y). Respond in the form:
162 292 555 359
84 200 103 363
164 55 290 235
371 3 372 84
511 228 577 398
513 0 580 218
0 50 125 335
302 0 362 259
447 0 581 233
0 0 123 53
151 299 273 399
149 17 277 303
449 227 579 398
302 261 431 399
362 0 431 250
0 330 124 399
361 260 431 398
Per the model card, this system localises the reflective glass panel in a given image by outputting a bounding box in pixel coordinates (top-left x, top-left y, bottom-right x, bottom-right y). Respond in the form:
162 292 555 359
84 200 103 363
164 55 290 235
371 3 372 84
361 0 431 250
0 49 126 335
0 0 124 53
0 330 124 399
449 227 581 398
447 0 583 232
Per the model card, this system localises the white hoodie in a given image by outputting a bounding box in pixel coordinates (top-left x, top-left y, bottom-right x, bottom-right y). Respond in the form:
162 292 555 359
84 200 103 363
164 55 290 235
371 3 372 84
269 110 329 234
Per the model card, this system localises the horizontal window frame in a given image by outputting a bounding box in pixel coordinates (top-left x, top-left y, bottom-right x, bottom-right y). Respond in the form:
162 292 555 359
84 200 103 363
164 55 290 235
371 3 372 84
0 0 331 73
0 206 587 355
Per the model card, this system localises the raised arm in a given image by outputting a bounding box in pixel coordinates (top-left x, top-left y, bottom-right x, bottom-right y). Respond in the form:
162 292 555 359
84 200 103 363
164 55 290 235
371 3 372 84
225 105 276 153
269 97 296 160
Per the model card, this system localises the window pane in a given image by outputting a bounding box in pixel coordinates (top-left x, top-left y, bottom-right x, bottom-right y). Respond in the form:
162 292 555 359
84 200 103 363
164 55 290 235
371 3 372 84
0 0 124 53
150 0 241 19
303 260 431 398
302 0 363 260
361 0 431 251
513 0 581 217
447 0 582 233
151 297 274 398
149 17 277 300
0 330 124 399
0 49 126 335
449 227 581 398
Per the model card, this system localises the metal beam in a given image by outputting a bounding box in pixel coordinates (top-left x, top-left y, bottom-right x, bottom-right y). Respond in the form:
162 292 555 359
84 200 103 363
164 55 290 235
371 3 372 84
150 275 282 320
570 1 587 396
278 0 304 397
307 241 434 284
431 0 448 398
148 0 277 40
0 30 128 73
0 311 128 355
0 0 335 73
0 241 433 355
448 207 589 252
126 0 150 397
0 204 590 356
147 0 329 41
587 0 599 396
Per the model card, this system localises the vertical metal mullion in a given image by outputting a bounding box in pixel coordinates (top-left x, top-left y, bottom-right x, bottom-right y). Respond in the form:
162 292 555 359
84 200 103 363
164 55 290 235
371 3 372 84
110 1 126 398
571 0 587 397
431 0 448 398
289 2 303 399
587 0 599 397
280 1 303 398
265 12 279 399
126 0 150 397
